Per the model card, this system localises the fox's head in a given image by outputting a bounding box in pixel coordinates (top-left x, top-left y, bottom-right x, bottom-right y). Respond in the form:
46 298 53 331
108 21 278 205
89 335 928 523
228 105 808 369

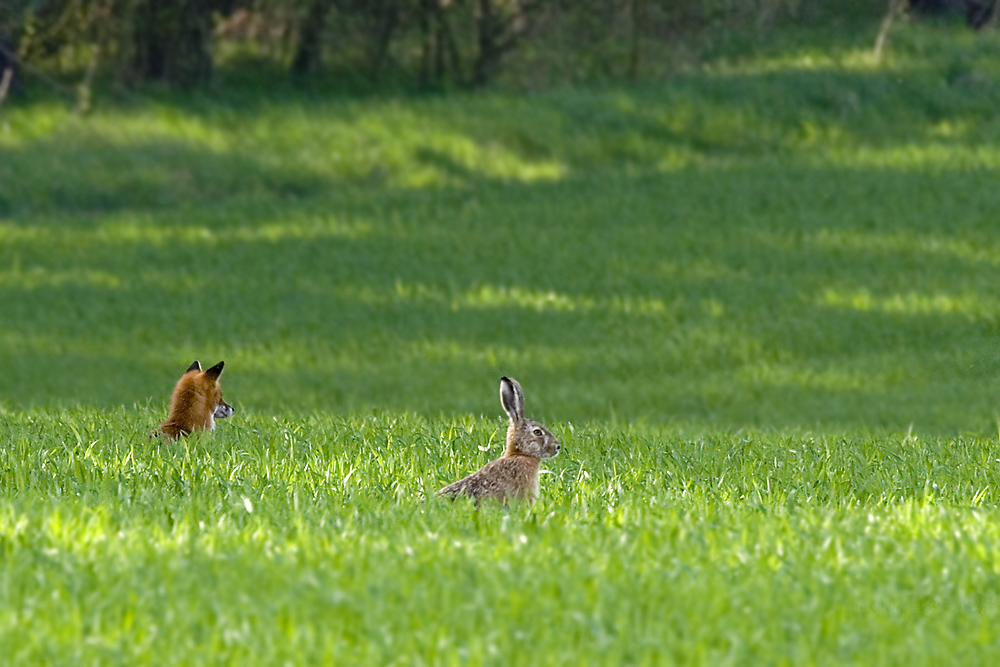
158 360 234 440
185 360 233 421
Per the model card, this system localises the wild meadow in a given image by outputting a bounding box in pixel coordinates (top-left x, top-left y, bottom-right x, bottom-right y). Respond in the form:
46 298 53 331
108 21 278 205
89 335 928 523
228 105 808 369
3 20 1000 664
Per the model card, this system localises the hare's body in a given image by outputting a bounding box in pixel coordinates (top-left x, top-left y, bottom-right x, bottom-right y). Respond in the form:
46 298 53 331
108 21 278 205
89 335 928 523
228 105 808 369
438 454 542 503
439 377 559 504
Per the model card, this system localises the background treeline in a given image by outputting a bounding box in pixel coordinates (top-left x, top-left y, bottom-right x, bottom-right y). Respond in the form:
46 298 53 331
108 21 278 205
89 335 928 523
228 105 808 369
0 0 997 95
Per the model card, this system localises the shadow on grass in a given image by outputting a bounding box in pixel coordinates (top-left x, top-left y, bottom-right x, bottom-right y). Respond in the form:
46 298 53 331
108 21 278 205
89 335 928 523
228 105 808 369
3 52 1000 217
2 61 1000 432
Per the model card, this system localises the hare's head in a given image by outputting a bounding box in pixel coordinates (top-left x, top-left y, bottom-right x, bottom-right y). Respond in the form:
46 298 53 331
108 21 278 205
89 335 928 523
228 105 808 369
500 376 560 459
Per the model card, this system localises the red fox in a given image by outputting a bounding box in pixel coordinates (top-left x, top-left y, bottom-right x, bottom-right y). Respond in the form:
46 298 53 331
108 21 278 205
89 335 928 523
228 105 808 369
158 360 234 440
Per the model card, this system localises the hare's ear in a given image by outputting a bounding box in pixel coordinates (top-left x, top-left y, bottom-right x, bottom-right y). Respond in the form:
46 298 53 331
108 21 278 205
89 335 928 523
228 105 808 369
205 361 225 379
499 376 524 423
186 360 202 373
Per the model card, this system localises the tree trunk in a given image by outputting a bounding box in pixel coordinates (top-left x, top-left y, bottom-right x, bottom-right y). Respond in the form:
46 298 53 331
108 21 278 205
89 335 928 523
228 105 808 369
368 1 400 81
966 0 1000 28
471 0 496 87
627 0 644 82
470 0 539 88
418 0 460 87
418 0 435 87
132 0 214 87
292 0 331 75
873 0 907 60
440 5 462 82
0 28 18 100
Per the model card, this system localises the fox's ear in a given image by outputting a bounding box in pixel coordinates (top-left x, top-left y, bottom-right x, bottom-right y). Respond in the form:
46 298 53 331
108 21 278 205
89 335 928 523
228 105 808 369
186 360 202 372
205 361 225 379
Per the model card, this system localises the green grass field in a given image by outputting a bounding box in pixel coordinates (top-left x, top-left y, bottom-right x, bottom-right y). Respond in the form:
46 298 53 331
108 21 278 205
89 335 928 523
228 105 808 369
4 21 1000 664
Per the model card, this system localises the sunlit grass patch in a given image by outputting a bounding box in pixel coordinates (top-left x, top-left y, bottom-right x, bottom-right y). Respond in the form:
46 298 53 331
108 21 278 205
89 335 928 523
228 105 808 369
387 282 669 315
0 97 569 213
819 287 1000 322
811 228 1000 267
5 411 1000 662
0 102 74 147
0 265 123 290
818 143 1000 171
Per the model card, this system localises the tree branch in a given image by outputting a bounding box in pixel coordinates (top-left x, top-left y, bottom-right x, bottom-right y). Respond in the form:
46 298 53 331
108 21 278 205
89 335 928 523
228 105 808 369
0 66 13 109
874 0 908 60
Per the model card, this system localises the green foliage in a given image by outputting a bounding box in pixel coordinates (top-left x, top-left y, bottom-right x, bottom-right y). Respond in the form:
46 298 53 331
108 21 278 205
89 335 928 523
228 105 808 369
0 0 971 91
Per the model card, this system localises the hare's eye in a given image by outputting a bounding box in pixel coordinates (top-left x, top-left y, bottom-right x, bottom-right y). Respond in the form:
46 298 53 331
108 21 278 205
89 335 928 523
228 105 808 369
533 428 543 436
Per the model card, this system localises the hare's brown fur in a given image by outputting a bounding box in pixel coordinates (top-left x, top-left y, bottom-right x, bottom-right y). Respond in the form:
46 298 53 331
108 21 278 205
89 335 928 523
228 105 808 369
439 377 560 504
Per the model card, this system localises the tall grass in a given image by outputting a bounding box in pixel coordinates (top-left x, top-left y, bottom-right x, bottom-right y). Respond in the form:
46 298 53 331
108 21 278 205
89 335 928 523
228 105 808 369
3 410 1000 663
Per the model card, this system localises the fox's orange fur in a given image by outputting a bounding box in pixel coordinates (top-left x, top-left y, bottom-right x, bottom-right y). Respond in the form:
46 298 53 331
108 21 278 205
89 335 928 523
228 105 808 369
158 360 233 440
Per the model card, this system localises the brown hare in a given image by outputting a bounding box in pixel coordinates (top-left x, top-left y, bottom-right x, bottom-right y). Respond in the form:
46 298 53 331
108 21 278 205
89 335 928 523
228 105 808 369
439 376 560 504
